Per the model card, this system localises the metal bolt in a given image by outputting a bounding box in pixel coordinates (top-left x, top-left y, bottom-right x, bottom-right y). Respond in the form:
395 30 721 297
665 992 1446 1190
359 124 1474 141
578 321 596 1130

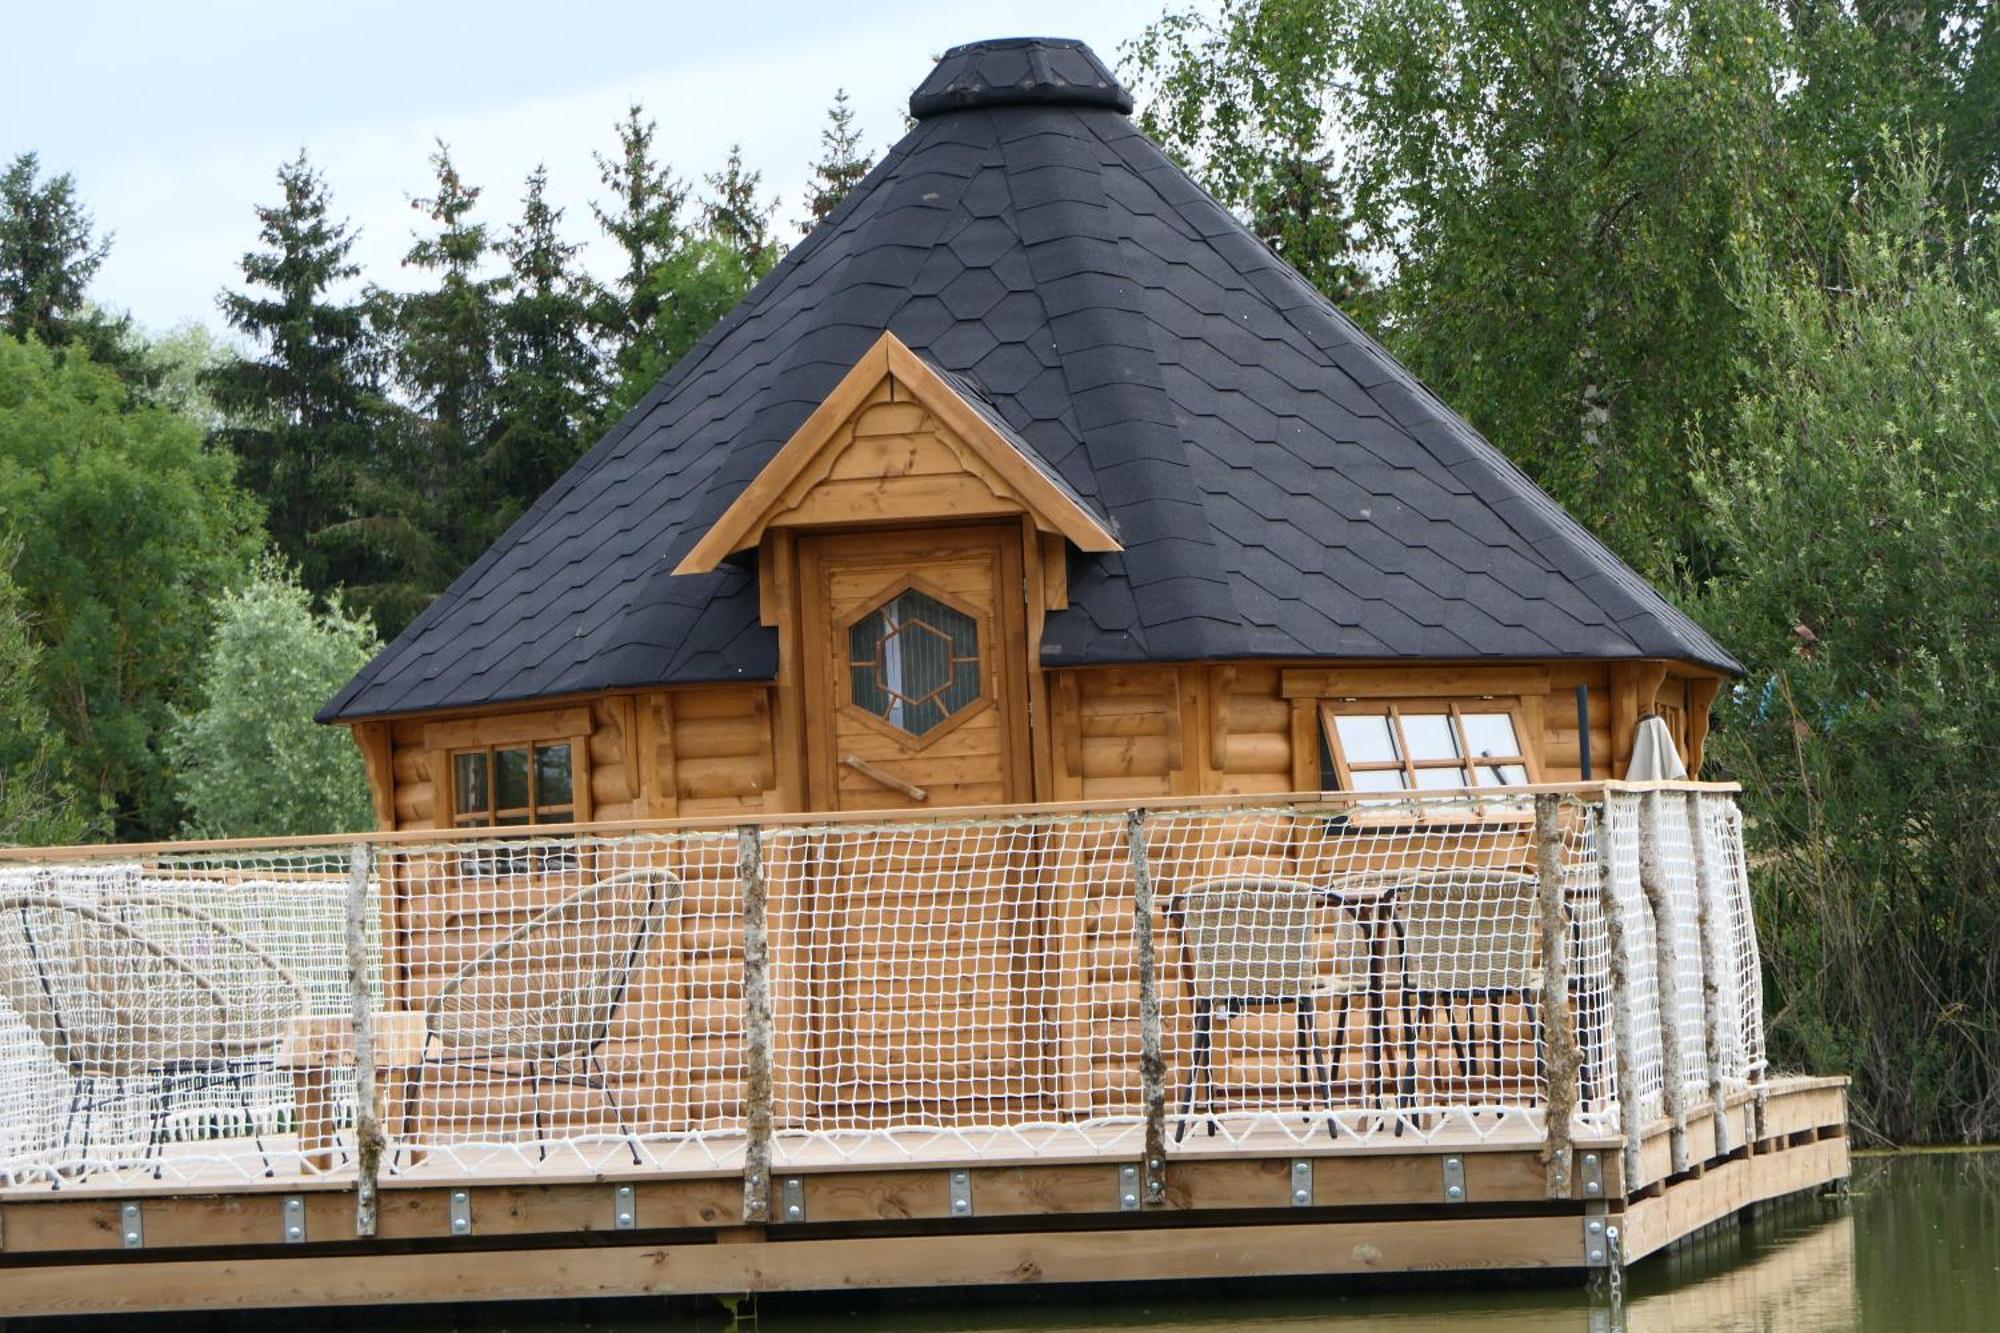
1149 1158 1163 1171
1294 1161 1309 1174
953 1199 970 1215
1587 1179 1602 1194
1292 1189 1309 1205
286 1225 302 1241
123 1232 140 1245
617 1212 633 1225
787 1203 802 1219
1583 1153 1599 1166
1587 1219 1604 1235
1122 1192 1137 1207
1446 1184 1464 1200
1589 1247 1605 1263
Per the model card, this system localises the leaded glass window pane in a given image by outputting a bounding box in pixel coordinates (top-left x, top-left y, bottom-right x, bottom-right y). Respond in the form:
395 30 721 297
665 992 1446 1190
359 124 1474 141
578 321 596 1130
847 588 982 737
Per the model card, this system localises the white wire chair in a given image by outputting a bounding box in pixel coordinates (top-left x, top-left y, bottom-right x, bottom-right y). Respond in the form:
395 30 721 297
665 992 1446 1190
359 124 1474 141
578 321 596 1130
397 868 681 1167
1166 876 1367 1142
0 888 306 1181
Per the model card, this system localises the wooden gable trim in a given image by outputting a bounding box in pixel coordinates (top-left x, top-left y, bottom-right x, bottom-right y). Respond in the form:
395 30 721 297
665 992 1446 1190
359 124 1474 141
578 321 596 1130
674 331 1120 575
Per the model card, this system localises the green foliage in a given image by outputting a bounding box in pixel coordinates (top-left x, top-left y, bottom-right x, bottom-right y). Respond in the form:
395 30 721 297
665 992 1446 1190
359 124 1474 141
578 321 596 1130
0 335 262 838
170 560 379 838
206 153 430 632
1695 151 2000 1144
592 111 784 417
0 538 97 846
490 165 607 521
0 152 111 348
799 89 872 234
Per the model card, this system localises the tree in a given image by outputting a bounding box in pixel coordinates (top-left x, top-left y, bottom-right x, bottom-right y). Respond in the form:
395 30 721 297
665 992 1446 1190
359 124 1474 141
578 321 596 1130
206 153 423 626
0 152 110 349
701 145 779 273
590 104 689 355
1130 0 1998 578
0 335 262 838
1695 150 2000 1144
799 89 872 232
170 560 379 838
368 142 507 613
491 164 607 518
1130 3 1370 306
0 539 95 846
590 117 783 416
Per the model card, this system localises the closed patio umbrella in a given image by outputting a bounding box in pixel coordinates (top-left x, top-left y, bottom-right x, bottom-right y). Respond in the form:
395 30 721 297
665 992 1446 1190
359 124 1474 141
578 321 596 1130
1625 714 1689 780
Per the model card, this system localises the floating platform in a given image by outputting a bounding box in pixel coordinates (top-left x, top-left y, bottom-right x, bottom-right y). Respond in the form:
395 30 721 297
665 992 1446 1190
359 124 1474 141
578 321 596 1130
0 1076 1846 1318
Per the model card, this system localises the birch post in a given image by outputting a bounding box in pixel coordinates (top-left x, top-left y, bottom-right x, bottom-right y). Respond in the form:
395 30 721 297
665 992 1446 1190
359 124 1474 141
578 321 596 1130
1533 794 1580 1197
345 841 380 1238
1637 790 1691 1176
1594 803 1644 1192
1686 791 1736 1154
1127 808 1167 1206
739 825 773 1224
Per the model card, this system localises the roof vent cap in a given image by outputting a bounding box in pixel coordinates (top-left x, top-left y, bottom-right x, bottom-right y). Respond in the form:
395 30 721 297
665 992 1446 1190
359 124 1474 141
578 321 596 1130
910 37 1133 119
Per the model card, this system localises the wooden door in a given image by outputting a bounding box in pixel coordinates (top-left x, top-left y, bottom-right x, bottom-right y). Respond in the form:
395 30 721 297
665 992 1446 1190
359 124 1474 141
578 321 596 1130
797 525 1030 813
792 525 1043 1129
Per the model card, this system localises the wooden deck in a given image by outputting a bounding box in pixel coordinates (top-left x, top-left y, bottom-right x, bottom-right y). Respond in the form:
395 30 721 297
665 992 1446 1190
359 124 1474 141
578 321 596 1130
0 1075 1848 1318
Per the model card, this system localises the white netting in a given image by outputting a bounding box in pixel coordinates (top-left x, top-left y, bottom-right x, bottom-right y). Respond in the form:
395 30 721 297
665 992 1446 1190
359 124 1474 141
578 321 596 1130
1650 794 1714 1103
0 849 357 1188
0 788 1768 1192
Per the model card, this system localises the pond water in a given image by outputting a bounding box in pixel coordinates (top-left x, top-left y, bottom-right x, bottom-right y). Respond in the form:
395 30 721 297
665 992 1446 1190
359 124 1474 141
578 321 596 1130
24 1152 1998 1331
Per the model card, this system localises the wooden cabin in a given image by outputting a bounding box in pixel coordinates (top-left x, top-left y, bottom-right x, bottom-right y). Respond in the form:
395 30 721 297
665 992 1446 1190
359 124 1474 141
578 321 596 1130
0 40 1847 1317
319 49 1733 841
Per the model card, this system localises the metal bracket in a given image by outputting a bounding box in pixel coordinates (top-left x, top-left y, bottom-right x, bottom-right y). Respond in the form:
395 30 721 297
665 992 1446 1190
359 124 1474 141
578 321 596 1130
1118 1162 1141 1211
283 1195 307 1244
1290 1158 1313 1207
448 1188 472 1236
121 1201 143 1249
1442 1155 1467 1204
1582 1209 1621 1268
1578 1151 1605 1198
614 1183 636 1231
781 1176 805 1223
948 1169 973 1218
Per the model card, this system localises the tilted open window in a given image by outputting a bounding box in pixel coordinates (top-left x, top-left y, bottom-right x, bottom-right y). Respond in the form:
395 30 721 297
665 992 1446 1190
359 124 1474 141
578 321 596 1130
1319 701 1537 795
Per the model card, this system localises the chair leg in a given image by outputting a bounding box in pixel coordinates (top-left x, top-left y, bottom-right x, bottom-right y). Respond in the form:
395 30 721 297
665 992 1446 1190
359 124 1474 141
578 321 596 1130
533 1064 548 1162
1175 1001 1214 1144
394 1054 431 1172
589 1050 643 1166
233 1068 274 1177
1296 996 1336 1140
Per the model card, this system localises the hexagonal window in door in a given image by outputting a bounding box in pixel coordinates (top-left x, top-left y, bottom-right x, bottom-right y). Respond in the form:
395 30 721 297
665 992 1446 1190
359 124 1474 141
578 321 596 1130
846 585 985 739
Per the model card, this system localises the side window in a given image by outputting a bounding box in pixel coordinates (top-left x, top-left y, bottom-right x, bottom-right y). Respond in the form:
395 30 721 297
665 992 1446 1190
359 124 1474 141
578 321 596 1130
1319 702 1536 795
451 740 579 874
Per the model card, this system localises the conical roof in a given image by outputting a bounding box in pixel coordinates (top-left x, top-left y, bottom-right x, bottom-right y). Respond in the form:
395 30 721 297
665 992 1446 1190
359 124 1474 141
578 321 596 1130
323 36 1734 722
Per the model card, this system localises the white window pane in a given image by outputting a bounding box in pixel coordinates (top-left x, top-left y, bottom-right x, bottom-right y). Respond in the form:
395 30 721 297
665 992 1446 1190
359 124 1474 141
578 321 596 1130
1462 712 1521 758
1401 713 1459 759
1414 766 1471 790
1336 714 1399 763
1349 768 1409 793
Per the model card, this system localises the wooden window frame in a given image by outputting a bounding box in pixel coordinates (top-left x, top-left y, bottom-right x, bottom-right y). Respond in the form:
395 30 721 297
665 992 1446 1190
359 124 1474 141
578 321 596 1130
449 739 580 830
1318 698 1539 804
836 573 997 751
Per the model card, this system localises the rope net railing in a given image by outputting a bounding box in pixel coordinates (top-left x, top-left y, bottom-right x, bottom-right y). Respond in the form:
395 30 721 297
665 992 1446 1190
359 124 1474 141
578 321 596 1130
0 786 1765 1191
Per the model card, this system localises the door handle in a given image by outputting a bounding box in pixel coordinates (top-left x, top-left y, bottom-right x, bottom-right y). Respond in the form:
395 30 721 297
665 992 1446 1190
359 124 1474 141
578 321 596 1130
841 754 928 802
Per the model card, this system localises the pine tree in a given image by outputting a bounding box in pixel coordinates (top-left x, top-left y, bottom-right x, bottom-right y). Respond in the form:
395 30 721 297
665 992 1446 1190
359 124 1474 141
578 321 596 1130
207 152 409 611
0 153 110 348
383 141 508 570
590 104 688 345
492 164 606 517
702 145 779 272
799 89 872 233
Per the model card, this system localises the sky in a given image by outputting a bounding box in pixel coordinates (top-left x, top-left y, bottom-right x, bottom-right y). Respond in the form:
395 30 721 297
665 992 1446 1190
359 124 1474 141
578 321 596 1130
1 0 1169 336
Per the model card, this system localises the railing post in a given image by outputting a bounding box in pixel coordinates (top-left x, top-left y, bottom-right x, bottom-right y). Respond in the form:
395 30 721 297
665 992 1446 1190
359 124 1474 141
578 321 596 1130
1126 808 1166 1206
1594 800 1644 1192
1686 791 1736 1154
739 825 773 1224
345 840 380 1238
1533 794 1580 1197
1637 790 1691 1176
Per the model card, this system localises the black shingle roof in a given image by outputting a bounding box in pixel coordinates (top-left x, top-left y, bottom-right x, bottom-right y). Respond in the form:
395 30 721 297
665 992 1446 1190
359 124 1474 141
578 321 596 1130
321 37 1736 723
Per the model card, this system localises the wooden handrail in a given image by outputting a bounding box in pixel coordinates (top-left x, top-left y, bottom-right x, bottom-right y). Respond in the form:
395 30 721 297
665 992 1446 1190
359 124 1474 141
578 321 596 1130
0 779 1743 862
